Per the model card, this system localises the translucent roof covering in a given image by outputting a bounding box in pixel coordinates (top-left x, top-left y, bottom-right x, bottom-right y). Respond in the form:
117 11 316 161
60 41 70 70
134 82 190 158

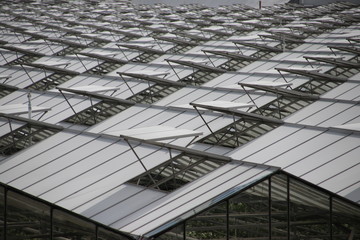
0 0 359 239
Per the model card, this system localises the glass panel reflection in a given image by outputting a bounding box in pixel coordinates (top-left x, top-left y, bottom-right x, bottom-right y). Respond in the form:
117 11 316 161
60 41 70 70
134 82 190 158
229 180 269 239
0 186 4 239
289 178 330 240
156 224 184 240
271 174 288 240
332 197 360 240
155 173 360 240
186 201 227 240
53 209 95 240
6 190 51 240
98 227 131 240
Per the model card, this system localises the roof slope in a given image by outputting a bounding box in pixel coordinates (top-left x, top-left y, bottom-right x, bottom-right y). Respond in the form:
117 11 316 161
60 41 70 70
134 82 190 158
0 0 359 238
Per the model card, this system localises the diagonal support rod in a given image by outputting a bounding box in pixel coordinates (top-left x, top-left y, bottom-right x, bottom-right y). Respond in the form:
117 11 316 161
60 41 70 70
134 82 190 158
124 138 158 188
58 89 82 123
193 106 219 142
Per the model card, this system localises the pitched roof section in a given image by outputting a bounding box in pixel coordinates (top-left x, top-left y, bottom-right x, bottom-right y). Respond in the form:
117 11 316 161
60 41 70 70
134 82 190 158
0 0 359 238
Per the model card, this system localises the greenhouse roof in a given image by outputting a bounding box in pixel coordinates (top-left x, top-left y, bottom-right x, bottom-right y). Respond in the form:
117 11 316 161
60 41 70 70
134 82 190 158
0 0 360 239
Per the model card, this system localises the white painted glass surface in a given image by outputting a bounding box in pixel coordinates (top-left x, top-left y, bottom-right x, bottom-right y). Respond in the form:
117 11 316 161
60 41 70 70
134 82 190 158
54 160 145 209
92 187 166 225
232 126 322 164
298 102 355 127
6 134 104 191
322 83 360 101
0 132 76 180
89 106 163 133
277 131 347 174
285 101 333 123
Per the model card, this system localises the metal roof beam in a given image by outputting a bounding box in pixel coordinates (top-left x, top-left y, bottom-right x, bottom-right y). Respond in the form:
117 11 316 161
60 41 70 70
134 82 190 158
259 34 305 44
233 40 283 52
347 36 360 44
202 50 258 61
121 135 232 163
175 32 209 41
288 26 320 34
0 45 44 57
23 62 80 75
79 52 128 64
266 30 307 40
327 45 360 56
166 59 226 73
0 83 18 91
306 22 337 30
56 86 135 105
303 56 360 68
154 35 198 46
46 37 89 48
190 102 283 125
202 28 232 36
275 67 348 82
143 25 169 34
80 33 112 43
0 22 28 32
0 112 63 130
239 82 320 100
117 72 186 87
117 43 165 55
111 29 143 38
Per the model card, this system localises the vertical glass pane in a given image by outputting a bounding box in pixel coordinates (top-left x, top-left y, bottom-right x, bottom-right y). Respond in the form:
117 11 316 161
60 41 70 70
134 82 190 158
332 198 360 240
229 180 269 239
98 227 130 240
271 174 288 240
289 178 330 240
0 186 4 239
186 201 227 240
157 224 184 240
6 190 51 239
53 209 95 240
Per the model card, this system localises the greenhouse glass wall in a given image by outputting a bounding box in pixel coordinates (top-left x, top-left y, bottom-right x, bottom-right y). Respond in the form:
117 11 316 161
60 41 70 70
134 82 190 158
2 172 360 240
156 173 360 240
0 183 134 240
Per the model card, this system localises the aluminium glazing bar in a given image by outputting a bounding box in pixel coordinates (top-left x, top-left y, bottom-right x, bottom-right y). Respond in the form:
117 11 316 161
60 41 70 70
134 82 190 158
190 102 283 125
201 28 232 36
233 40 283 53
258 33 305 44
175 32 209 41
22 62 79 75
166 59 226 73
0 45 44 57
347 36 360 44
56 86 135 105
0 112 63 131
117 44 165 55
153 36 198 46
328 45 360 56
120 135 232 163
0 83 18 91
303 56 360 68
202 50 258 61
266 30 307 40
117 72 185 87
275 67 348 82
46 37 89 48
239 82 320 100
